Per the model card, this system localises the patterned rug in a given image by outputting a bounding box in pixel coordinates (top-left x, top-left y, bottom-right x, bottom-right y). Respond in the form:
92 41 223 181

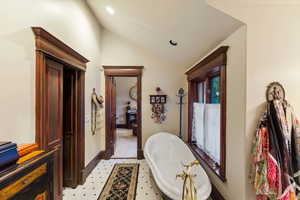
98 163 139 200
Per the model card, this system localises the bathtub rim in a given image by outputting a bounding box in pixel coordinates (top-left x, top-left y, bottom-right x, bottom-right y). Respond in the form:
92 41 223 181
144 132 212 200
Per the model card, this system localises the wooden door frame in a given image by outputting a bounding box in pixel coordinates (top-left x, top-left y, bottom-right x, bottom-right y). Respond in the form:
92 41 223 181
103 66 144 159
32 27 89 186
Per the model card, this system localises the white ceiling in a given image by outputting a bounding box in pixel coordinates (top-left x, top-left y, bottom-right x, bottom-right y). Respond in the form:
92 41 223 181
86 0 242 67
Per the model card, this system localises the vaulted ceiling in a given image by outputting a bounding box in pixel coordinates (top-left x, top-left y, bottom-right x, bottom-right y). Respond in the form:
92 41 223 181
86 0 242 67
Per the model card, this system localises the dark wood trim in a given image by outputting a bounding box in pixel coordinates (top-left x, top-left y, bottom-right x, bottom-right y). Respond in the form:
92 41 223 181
187 144 225 199
188 144 226 182
35 50 46 150
137 150 144 159
103 66 144 70
136 74 143 160
186 46 228 182
104 69 143 76
116 124 128 129
33 27 88 191
185 46 228 76
77 71 86 185
220 60 227 179
105 76 113 159
32 27 89 71
187 81 197 144
211 184 225 200
82 151 105 183
104 66 143 160
110 157 137 160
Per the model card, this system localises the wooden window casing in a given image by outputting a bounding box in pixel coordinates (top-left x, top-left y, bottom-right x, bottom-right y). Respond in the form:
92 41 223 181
186 46 228 182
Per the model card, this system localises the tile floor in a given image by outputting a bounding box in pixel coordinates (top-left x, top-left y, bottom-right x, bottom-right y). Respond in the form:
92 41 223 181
63 159 213 200
63 159 161 200
112 129 137 158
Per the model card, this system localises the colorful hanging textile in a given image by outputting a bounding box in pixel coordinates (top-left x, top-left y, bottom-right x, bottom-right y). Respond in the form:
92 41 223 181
250 100 300 200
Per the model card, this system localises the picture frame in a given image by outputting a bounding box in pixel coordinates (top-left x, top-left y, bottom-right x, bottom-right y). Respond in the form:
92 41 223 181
129 85 137 101
149 95 167 104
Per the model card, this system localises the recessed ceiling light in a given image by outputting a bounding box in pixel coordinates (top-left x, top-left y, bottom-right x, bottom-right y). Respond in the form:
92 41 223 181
105 6 115 15
169 40 178 46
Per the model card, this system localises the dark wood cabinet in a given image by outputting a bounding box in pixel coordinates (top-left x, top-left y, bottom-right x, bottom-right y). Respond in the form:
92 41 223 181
0 150 56 200
33 27 88 192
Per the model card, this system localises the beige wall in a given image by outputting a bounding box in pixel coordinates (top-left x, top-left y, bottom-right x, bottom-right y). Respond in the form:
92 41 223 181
205 1 300 199
0 0 103 166
115 77 137 124
184 26 247 200
101 29 186 147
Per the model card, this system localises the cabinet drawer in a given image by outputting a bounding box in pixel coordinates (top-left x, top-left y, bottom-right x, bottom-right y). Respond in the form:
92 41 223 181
0 164 47 200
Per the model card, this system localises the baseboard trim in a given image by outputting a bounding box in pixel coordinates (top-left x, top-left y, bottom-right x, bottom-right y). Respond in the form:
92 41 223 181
210 184 225 200
82 150 105 183
137 150 144 160
104 149 113 160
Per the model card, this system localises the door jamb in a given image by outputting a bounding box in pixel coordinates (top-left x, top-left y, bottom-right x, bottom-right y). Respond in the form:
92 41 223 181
103 66 144 159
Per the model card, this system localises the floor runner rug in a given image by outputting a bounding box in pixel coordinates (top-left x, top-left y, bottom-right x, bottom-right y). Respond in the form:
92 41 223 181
98 163 139 200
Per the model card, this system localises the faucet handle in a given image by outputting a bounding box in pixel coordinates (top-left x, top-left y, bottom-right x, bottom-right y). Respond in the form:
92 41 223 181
182 160 200 170
190 160 200 167
176 172 186 180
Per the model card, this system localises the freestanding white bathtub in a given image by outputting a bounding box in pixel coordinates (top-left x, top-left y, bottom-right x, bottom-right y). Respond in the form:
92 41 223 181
144 132 212 200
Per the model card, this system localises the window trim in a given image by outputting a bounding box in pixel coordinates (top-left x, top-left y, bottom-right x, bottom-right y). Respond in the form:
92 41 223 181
186 46 228 182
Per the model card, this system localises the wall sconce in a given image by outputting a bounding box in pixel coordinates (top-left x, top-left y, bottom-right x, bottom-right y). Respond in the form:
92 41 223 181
150 87 167 123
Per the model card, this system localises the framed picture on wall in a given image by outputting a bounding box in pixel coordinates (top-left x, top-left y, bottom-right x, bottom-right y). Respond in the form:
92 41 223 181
155 96 161 103
160 96 166 103
150 96 156 104
149 95 167 104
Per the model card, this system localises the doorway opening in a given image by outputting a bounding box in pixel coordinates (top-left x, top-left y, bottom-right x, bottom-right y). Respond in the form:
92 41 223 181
112 77 138 158
63 66 82 188
104 66 144 160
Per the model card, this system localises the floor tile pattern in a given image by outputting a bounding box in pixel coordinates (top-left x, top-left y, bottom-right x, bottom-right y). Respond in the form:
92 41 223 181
63 159 160 200
63 159 213 200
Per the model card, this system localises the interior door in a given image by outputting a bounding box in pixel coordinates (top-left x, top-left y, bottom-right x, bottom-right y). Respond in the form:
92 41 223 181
63 68 77 188
45 58 63 200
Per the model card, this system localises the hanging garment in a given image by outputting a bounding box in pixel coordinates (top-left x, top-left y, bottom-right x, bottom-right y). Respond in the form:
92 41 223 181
250 100 300 200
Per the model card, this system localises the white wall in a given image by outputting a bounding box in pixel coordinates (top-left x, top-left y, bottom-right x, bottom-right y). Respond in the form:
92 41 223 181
101 29 186 147
115 77 137 124
0 0 103 166
206 1 300 199
185 26 247 200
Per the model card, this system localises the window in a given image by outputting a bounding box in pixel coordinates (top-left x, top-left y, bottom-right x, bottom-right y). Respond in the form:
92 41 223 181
210 76 220 104
192 72 221 163
186 46 228 182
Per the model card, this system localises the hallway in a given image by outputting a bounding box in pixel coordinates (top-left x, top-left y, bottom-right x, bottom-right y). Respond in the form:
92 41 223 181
112 129 137 158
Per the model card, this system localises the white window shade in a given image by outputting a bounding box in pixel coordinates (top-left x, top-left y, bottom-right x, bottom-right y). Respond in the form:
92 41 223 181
192 103 220 164
193 103 205 148
204 104 220 163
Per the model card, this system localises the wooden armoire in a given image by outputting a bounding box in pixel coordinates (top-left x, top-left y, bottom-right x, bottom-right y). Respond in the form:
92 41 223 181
32 27 89 200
